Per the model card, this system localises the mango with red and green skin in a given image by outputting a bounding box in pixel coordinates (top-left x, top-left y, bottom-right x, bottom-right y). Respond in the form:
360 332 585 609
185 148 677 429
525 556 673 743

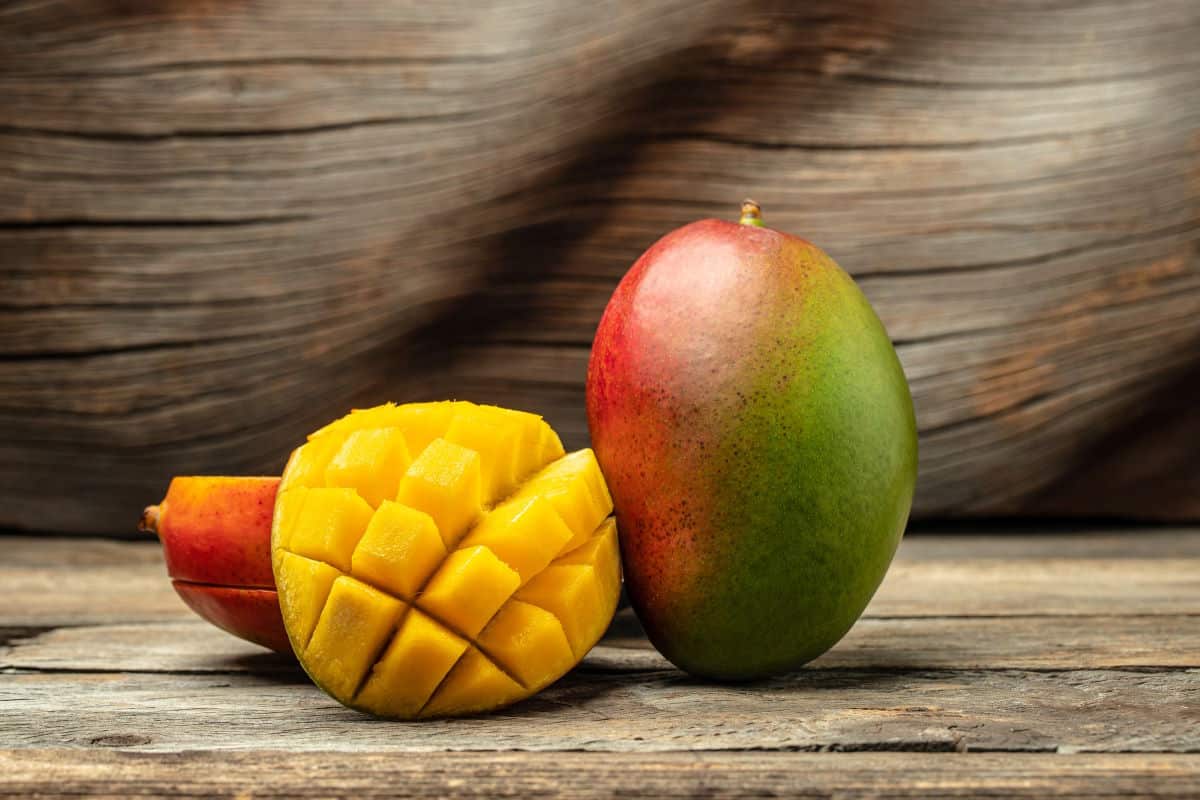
586 203 917 680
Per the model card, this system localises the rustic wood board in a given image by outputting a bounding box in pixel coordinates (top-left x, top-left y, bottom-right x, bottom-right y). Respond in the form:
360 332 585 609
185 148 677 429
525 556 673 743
5 667 1199 753
1 751 1198 799
5 532 1198 627
5 614 1199 675
3 0 1199 535
1 529 1197 796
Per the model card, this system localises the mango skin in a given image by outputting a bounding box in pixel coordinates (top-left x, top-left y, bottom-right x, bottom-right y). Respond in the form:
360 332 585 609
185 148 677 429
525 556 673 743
587 218 917 680
172 582 291 654
149 476 290 653
156 476 279 588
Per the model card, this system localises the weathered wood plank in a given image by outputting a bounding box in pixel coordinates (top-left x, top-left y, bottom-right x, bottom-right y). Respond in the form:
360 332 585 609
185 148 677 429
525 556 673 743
2 667 1196 753
1 750 1198 799
10 530 1200 566
2 533 1196 627
2 0 1199 534
4 613 1197 675
0 562 190 627
868 556 1200 618
0 534 1194 765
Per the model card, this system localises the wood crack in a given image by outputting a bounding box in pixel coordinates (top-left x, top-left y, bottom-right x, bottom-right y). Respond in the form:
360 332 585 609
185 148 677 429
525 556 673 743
7 52 533 79
0 110 487 142
0 216 311 229
645 123 1140 153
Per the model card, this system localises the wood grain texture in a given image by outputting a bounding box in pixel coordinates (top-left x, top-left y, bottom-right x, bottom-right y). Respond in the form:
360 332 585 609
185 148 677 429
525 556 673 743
4 667 1198 753
1 751 1198 799
1 530 1197 797
3 532 1198 626
5 613 1198 675
0 0 1198 534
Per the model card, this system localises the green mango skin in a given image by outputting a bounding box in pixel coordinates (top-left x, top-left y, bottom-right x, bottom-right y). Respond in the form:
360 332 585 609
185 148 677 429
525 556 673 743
586 216 917 680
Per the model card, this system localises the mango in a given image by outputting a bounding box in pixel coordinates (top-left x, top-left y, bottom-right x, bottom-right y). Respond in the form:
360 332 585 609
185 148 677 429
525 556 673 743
272 401 620 718
140 476 290 653
586 200 917 680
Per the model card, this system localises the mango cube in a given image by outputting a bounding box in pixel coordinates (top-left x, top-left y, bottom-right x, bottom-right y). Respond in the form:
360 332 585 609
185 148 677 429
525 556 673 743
534 425 566 470
389 402 463 456
417 546 520 638
304 576 407 699
557 517 622 606
286 488 375 572
324 428 411 507
443 405 525 502
351 501 445 600
280 435 344 491
460 496 574 585
306 401 460 449
476 600 574 691
511 411 563 488
271 486 308 551
515 565 604 658
355 609 469 718
274 551 342 649
419 648 525 719
272 401 620 719
396 438 483 548
514 449 613 551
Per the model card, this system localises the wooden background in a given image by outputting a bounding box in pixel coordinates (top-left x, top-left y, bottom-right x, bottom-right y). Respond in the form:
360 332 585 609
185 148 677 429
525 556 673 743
2 0 1198 535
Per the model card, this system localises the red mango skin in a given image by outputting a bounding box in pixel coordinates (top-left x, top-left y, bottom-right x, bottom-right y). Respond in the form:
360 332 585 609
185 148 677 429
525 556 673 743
150 476 290 654
156 476 278 587
172 582 291 653
587 216 917 680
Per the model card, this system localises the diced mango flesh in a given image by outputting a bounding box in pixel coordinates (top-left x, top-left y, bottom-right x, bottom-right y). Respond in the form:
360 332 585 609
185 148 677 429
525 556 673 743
273 401 619 718
419 648 525 719
396 438 483 549
280 435 343 492
517 519 622 658
443 406 525 501
325 428 411 508
303 576 407 699
274 551 342 649
459 495 574 585
416 546 521 638
287 488 375 572
351 501 445 600
516 565 604 658
476 600 574 690
513 449 613 553
356 609 469 718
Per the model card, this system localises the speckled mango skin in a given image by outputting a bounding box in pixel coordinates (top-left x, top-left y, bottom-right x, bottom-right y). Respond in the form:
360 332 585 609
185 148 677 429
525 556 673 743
586 217 917 680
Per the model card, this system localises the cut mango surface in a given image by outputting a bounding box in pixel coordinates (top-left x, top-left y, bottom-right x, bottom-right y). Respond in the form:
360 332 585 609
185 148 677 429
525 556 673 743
272 401 620 719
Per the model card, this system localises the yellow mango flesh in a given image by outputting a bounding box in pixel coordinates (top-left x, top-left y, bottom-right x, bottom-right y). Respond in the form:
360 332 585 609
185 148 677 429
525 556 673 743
272 401 619 718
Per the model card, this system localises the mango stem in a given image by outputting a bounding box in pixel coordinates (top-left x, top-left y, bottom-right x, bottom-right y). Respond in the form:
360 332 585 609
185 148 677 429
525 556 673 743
739 198 764 227
138 504 162 536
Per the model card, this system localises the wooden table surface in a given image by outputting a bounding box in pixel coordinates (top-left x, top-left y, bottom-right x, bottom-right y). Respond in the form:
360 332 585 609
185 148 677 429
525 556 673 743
2 529 1198 797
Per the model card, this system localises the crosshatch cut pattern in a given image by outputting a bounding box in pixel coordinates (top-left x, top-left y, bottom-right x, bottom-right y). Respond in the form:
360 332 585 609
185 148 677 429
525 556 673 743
271 401 621 718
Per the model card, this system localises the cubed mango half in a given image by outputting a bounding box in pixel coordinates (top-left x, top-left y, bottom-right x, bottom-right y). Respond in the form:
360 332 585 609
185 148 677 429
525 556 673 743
272 401 619 718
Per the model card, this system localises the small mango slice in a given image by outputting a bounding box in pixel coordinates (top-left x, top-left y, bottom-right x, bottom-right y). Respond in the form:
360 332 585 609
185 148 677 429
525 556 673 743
272 401 620 718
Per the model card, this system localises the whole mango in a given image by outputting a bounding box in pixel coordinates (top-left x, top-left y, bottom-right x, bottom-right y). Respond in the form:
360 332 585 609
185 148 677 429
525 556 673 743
587 201 917 680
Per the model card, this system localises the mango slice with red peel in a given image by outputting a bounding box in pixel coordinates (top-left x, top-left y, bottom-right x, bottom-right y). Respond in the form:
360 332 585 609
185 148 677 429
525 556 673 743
140 476 291 653
171 583 290 654
272 401 620 718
